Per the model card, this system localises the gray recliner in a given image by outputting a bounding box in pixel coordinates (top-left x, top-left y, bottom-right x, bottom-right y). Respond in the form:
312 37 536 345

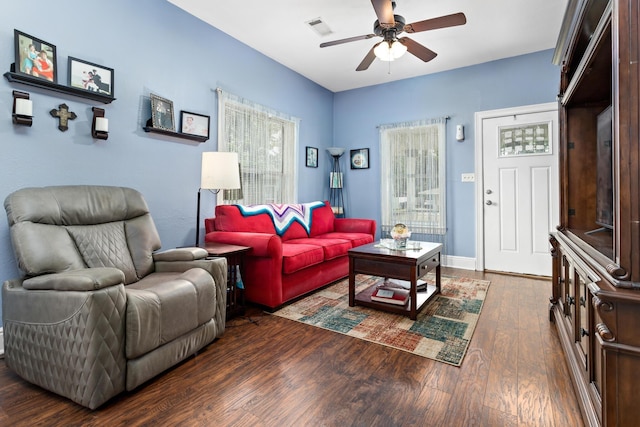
2 185 227 409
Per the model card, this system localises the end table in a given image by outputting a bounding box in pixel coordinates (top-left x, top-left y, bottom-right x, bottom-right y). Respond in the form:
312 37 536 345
200 242 251 320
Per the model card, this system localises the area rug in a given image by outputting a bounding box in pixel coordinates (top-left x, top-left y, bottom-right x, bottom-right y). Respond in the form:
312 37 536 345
272 274 490 366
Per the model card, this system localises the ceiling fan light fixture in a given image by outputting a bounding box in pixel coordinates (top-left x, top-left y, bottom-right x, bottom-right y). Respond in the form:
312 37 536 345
390 39 407 58
374 39 406 61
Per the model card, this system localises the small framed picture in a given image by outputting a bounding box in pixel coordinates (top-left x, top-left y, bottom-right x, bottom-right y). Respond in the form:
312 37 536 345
14 29 57 83
305 146 318 168
180 111 210 138
68 57 114 96
150 93 175 131
350 148 370 169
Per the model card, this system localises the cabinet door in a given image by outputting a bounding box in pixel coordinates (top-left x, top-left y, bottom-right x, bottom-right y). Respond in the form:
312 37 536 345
590 292 603 399
566 259 576 329
576 272 589 370
558 254 569 316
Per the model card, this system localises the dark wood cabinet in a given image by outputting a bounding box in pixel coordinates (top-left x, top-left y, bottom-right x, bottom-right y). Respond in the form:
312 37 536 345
550 1 640 426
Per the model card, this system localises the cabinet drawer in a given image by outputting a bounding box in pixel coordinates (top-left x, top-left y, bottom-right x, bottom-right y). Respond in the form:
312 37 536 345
418 254 440 277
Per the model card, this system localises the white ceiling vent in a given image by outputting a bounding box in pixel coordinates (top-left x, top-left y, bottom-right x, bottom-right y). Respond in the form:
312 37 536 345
306 17 333 37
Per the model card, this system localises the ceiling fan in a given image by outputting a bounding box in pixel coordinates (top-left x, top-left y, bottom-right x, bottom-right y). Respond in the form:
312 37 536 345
320 0 466 71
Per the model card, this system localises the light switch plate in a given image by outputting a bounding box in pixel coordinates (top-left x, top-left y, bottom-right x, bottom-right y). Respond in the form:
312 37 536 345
461 173 475 182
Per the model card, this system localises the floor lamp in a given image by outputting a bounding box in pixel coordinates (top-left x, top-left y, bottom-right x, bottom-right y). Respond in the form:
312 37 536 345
196 152 241 246
327 147 345 217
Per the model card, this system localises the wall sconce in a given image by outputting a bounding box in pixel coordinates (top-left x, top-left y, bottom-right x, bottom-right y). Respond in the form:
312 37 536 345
196 152 241 245
456 125 465 141
91 107 109 140
12 90 33 126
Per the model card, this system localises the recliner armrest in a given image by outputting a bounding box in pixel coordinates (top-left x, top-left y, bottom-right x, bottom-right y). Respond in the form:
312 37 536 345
22 267 125 291
152 247 208 262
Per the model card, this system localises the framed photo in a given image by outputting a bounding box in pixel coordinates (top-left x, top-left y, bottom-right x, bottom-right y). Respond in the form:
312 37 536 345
14 29 57 83
350 148 370 169
180 111 210 138
68 57 114 96
150 93 175 131
305 146 318 168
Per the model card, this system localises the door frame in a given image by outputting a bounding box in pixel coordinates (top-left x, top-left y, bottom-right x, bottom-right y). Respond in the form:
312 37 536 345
474 102 558 272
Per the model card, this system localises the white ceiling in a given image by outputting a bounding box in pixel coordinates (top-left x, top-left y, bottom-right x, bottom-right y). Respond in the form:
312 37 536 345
168 0 568 93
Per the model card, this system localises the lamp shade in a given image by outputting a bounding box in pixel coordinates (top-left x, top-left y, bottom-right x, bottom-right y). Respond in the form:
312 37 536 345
326 147 345 157
201 152 241 189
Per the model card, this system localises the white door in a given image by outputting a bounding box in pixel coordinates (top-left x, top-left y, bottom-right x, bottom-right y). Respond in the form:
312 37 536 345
480 107 558 276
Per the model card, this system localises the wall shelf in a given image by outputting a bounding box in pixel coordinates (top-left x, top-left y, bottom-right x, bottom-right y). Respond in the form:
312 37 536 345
4 70 116 104
143 119 208 143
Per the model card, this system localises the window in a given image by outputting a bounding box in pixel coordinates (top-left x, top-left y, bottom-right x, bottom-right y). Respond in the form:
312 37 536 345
380 118 446 238
217 89 298 204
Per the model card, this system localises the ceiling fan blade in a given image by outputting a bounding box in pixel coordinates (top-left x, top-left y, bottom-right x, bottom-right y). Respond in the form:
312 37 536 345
320 34 376 48
371 0 395 28
399 37 437 62
404 12 467 33
356 45 378 71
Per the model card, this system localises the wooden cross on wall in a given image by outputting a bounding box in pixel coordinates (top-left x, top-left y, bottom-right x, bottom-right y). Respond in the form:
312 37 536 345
50 103 77 132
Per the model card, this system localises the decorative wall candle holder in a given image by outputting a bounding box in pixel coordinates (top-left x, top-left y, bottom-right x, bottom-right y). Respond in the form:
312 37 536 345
91 107 108 140
12 90 32 126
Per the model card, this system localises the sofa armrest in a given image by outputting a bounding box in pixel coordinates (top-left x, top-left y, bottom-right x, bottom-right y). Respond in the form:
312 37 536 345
204 217 216 234
334 218 377 236
205 231 283 258
153 247 208 262
22 267 125 291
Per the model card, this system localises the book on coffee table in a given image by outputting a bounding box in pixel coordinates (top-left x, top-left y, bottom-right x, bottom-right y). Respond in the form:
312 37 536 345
371 287 410 306
383 278 428 292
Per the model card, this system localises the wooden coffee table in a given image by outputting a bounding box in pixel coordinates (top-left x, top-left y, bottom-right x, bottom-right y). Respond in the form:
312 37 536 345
348 241 442 320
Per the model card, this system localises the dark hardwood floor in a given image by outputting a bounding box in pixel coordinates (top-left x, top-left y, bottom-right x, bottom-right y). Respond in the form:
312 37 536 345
0 268 583 426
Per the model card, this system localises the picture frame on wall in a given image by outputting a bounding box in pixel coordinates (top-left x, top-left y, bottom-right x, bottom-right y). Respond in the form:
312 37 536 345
350 148 370 169
180 111 210 138
150 93 175 131
305 146 318 168
14 29 57 83
68 57 114 96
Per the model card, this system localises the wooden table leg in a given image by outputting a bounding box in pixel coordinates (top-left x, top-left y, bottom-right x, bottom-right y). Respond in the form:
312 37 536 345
410 265 417 320
435 253 441 294
349 256 355 307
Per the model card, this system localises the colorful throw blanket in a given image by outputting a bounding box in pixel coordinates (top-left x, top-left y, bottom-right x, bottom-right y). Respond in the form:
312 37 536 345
237 201 325 236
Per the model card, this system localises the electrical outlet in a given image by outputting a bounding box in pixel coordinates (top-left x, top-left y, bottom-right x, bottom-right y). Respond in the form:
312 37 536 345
461 173 475 182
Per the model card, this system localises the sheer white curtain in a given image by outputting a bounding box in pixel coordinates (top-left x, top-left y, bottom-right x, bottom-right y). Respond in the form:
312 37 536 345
217 88 298 204
380 118 447 247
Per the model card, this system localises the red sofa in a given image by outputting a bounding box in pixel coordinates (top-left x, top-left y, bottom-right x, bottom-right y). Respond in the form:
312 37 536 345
204 201 376 309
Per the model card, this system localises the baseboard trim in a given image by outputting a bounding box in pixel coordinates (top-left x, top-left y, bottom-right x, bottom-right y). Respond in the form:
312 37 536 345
442 255 477 271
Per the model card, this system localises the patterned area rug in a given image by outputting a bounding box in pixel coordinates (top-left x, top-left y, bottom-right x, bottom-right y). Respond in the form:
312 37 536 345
272 274 490 366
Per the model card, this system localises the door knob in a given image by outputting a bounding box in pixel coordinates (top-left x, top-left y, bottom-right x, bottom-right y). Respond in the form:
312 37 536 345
486 200 493 205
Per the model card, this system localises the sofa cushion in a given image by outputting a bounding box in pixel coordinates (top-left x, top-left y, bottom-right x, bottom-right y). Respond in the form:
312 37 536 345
281 243 324 274
309 202 335 237
214 205 276 234
317 232 375 247
124 269 216 359
287 237 351 260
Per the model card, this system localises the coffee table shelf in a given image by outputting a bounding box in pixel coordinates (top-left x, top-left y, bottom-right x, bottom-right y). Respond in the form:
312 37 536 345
354 282 439 316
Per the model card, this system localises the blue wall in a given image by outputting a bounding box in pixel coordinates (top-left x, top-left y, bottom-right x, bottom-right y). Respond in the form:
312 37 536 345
0 0 559 326
0 0 333 325
333 50 560 257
